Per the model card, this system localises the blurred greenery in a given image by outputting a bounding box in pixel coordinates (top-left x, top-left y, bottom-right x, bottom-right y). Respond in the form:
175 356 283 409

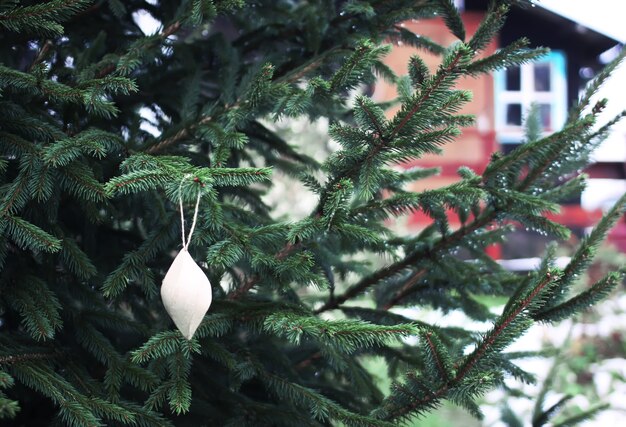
360 244 625 426
361 354 481 427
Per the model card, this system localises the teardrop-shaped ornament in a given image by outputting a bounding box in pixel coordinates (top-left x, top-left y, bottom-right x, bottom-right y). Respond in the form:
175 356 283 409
161 248 212 339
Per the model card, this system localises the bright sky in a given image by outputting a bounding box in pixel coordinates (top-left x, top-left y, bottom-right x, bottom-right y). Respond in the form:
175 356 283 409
537 0 626 43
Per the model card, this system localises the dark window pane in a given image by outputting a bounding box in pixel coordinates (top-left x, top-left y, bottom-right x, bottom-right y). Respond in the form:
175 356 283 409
539 103 551 128
501 143 522 155
505 66 521 91
506 103 522 125
534 64 551 91
501 230 552 259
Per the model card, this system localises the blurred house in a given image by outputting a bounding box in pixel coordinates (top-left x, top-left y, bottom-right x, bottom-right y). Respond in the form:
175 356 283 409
373 0 625 256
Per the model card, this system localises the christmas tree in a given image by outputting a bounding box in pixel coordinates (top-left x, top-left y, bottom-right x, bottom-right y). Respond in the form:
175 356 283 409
1 0 624 425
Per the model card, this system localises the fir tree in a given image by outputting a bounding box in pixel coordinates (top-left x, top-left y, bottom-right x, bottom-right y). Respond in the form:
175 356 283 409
1 0 624 426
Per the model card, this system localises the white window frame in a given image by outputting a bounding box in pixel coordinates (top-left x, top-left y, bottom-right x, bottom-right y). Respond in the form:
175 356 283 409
494 51 567 144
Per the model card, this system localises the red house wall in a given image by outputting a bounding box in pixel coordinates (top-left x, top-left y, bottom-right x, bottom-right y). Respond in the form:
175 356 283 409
373 13 497 229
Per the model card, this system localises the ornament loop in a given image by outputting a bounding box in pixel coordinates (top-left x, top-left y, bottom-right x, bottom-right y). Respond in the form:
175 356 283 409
178 174 202 250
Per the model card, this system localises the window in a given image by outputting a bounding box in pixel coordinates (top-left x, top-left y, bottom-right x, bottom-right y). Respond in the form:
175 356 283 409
494 51 567 144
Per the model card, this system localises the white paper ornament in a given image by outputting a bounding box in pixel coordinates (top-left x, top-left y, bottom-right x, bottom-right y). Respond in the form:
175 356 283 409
161 178 212 340
161 248 212 339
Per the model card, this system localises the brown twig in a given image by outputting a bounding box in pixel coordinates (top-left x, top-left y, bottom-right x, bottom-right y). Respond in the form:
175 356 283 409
0 351 60 365
28 40 53 72
315 211 493 314
227 242 299 300
294 351 322 370
381 269 426 310
146 114 214 154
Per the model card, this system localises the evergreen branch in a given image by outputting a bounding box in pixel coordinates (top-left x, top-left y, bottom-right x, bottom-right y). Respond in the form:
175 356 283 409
104 169 171 196
556 192 626 290
456 272 555 381
534 271 623 323
357 97 385 138
145 114 214 154
381 269 426 310
75 322 123 366
435 0 465 41
388 26 446 55
147 45 342 154
421 330 454 382
263 312 418 352
118 153 190 174
202 167 272 187
0 0 89 21
377 377 449 421
341 306 473 341
0 0 92 36
10 361 100 424
567 46 625 124
465 39 548 76
60 162 108 202
261 371 395 427
274 46 346 84
407 55 430 88
0 163 32 216
0 66 127 117
329 40 378 91
145 40 342 154
59 236 98 279
166 349 193 414
380 272 556 422
0 393 20 419
117 402 173 427
0 131 38 156
195 313 235 340
43 129 122 167
131 331 184 364
270 101 589 313
551 403 610 427
227 242 299 299
6 276 63 340
32 161 53 203
96 20 182 79
387 45 469 139
102 213 175 298
484 115 594 181
350 192 422 220
467 3 508 52
3 215 62 253
57 400 101 426
0 371 14 389
533 394 572 427
29 39 54 71
83 396 137 425
517 123 594 192
587 109 626 141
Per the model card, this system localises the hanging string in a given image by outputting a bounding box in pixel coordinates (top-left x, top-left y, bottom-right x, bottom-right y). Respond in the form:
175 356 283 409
186 190 201 249
179 177 188 248
178 175 202 250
